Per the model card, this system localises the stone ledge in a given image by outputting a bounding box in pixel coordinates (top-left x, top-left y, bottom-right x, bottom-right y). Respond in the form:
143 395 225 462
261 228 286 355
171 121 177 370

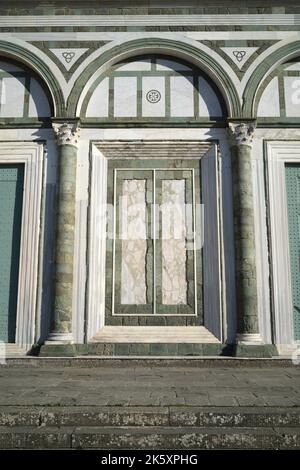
0 406 300 428
36 342 278 358
1 357 296 368
0 425 299 450
38 343 226 357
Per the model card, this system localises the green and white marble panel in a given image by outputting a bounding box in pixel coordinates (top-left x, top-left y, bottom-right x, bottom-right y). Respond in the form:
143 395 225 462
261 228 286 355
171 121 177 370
257 77 280 117
284 76 300 117
142 76 165 117
198 77 222 117
86 77 109 117
114 76 137 117
170 76 194 117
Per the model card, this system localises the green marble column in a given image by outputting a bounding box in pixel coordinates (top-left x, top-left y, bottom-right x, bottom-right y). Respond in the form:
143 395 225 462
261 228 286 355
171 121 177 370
228 121 262 347
47 121 80 344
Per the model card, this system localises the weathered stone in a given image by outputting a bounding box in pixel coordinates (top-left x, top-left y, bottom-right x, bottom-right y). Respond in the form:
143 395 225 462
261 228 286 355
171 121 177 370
228 121 259 337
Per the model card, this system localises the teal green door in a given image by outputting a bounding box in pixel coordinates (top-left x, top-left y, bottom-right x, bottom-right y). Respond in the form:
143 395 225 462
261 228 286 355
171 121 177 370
0 164 24 342
285 164 300 341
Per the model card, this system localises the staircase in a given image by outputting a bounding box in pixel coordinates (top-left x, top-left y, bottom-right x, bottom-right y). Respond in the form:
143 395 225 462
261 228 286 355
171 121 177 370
0 406 300 449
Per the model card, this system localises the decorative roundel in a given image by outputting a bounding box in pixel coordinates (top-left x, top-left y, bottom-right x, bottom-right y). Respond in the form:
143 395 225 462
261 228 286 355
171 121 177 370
146 89 161 103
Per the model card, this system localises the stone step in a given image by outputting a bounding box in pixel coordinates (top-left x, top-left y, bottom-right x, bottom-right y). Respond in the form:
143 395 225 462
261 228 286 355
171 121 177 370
0 344 27 358
39 342 226 357
0 425 300 449
91 326 220 343
3 357 294 367
0 406 299 428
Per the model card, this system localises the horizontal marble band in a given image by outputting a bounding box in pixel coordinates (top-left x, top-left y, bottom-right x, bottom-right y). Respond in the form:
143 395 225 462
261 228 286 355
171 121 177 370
0 32 297 40
0 15 299 27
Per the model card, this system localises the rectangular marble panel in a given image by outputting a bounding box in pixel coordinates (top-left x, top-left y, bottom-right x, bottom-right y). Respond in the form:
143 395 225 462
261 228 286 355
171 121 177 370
199 77 222 117
0 77 25 117
142 76 165 117
257 77 280 117
86 77 109 117
284 76 300 117
161 179 187 305
29 78 51 117
156 59 192 72
121 179 147 304
285 62 300 71
114 76 137 117
117 59 151 71
170 75 194 117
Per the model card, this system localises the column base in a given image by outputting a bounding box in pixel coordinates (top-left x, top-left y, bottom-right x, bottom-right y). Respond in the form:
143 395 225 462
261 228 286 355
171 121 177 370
236 333 263 345
44 332 74 344
234 343 278 358
41 332 76 356
39 343 77 357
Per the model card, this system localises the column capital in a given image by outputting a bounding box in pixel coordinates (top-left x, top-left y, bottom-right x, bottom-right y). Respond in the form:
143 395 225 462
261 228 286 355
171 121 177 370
52 121 80 148
228 120 256 147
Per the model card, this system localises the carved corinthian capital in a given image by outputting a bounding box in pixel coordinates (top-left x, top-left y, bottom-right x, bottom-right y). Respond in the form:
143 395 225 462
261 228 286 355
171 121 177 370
52 121 80 147
228 121 256 147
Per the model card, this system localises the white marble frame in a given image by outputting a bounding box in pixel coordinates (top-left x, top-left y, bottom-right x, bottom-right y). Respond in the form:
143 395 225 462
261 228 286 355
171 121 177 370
0 142 44 348
265 141 300 350
87 140 224 342
86 144 108 340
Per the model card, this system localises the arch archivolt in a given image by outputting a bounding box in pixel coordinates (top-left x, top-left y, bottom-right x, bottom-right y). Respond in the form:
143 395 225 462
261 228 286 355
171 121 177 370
69 35 242 118
70 35 300 120
0 38 65 116
242 37 300 117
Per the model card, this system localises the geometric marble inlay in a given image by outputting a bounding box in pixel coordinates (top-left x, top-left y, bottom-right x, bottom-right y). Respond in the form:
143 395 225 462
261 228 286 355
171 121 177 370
221 47 259 69
50 48 88 70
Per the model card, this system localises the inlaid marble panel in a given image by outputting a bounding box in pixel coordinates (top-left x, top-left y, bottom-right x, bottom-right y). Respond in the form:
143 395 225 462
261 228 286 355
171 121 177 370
86 77 109 117
117 59 151 71
114 76 137 117
0 77 25 117
198 77 223 117
161 179 187 305
29 78 52 117
0 60 51 118
170 75 194 117
121 179 147 304
284 76 300 117
257 77 280 117
84 55 226 120
285 62 300 71
156 59 192 72
142 76 165 117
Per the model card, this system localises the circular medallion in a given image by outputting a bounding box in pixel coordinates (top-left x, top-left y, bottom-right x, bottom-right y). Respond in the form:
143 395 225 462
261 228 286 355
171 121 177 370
146 89 161 104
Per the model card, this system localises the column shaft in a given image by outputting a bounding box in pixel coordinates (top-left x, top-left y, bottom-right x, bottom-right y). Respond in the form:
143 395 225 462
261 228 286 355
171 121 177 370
229 121 261 345
231 143 259 336
53 144 77 337
47 122 79 344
